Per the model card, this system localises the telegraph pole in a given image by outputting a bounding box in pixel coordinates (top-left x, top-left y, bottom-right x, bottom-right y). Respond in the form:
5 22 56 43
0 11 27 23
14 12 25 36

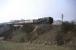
62 13 64 24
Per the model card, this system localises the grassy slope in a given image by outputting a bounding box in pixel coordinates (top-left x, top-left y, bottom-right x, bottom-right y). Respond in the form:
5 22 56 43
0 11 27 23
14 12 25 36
32 25 60 44
0 41 71 50
0 24 75 50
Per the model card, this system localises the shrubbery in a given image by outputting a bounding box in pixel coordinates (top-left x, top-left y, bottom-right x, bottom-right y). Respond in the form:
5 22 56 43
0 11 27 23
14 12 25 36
21 24 35 42
56 21 76 45
22 24 34 33
61 22 75 33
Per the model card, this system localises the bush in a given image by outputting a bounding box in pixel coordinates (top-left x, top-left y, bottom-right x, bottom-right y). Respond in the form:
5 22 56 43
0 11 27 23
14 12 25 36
22 24 34 33
61 21 75 33
19 37 25 42
21 24 35 42
55 21 76 45
55 33 64 45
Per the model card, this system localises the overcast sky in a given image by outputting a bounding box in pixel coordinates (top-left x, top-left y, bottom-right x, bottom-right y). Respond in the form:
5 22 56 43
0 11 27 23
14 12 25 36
0 0 76 23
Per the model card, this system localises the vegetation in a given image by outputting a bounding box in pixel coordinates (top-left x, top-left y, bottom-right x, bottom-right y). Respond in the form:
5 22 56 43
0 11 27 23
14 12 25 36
0 41 71 50
0 21 76 50
55 21 76 49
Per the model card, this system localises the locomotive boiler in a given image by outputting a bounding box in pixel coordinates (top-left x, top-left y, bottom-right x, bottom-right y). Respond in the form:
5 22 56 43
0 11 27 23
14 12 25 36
33 17 53 24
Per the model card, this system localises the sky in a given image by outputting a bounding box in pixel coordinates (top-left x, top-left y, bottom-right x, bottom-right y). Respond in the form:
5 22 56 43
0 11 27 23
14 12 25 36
0 0 76 23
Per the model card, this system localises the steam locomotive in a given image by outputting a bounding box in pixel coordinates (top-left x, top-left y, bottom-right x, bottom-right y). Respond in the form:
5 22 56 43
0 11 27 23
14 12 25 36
33 17 53 24
0 17 53 40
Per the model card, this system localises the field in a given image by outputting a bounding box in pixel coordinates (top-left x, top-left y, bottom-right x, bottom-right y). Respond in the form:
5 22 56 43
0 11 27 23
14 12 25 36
0 41 71 50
